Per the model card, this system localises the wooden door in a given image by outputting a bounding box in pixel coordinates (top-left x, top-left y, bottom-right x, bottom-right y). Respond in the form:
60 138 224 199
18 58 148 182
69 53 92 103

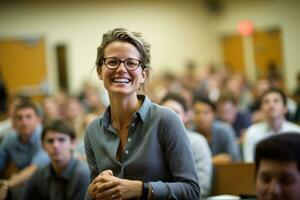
0 37 47 101
221 34 245 74
252 28 283 79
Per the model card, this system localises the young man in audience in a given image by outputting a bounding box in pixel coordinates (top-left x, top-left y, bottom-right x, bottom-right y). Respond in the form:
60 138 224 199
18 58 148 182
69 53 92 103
0 101 50 200
243 88 300 162
23 119 90 200
216 92 252 140
192 96 240 164
0 95 29 142
161 93 213 197
254 132 300 200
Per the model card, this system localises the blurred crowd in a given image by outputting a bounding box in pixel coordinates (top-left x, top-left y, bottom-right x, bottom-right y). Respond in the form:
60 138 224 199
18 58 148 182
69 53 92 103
0 62 300 198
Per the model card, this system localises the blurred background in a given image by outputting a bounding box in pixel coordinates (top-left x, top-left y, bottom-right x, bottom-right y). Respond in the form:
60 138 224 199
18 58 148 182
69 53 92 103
0 0 299 103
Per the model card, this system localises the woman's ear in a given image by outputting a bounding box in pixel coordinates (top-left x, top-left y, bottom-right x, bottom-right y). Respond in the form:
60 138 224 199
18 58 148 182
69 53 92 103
141 68 149 84
97 67 103 80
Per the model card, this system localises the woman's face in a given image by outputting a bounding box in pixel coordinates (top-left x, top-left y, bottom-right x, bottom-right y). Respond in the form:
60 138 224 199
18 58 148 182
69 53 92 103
98 41 146 96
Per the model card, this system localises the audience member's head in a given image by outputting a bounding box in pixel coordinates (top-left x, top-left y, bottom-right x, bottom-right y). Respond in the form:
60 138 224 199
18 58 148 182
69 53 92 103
7 94 30 119
260 88 288 121
216 92 238 124
255 132 300 200
42 119 76 164
160 92 188 124
192 96 216 132
64 97 84 123
42 96 60 123
253 77 271 99
13 100 41 142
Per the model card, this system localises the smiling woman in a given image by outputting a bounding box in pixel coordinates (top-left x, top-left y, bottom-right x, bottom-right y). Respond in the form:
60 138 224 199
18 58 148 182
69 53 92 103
84 28 200 200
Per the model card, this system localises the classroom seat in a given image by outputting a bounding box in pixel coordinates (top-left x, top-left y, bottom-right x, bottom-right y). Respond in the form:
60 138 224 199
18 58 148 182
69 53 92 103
211 162 256 196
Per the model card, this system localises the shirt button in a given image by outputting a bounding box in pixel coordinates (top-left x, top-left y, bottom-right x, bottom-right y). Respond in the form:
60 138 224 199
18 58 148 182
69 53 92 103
131 123 135 127
125 150 129 155
128 138 131 142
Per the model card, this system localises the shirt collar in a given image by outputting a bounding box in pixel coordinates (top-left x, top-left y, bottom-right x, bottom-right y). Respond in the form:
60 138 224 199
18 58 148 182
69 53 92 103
45 157 77 180
17 124 42 144
29 124 42 144
266 120 287 134
102 95 151 128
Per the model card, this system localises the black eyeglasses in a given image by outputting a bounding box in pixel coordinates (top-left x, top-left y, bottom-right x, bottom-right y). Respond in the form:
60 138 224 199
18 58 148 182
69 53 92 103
102 57 143 71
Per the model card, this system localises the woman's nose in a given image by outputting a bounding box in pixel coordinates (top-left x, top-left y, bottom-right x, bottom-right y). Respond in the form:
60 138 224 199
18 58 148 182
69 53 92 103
116 62 127 72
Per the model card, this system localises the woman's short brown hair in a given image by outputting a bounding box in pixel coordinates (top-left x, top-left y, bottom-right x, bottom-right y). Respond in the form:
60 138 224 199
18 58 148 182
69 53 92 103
95 27 151 70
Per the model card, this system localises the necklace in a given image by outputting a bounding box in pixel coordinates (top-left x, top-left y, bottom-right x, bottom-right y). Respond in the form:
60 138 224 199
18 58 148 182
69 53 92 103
111 99 141 132
111 119 130 132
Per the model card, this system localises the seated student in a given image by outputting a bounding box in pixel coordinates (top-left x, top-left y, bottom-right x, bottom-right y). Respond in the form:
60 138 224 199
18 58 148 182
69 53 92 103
0 95 29 142
216 92 252 140
255 132 300 200
243 88 300 162
0 101 49 200
23 119 90 200
160 93 213 197
192 96 240 164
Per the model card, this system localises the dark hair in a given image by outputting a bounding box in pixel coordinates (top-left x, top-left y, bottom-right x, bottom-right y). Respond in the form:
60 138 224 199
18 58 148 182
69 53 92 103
255 132 300 172
161 93 188 112
192 95 216 112
217 91 238 106
96 27 151 70
14 100 40 117
41 119 76 141
260 88 287 107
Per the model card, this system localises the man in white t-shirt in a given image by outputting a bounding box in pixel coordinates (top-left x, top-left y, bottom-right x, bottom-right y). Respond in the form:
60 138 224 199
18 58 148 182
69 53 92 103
243 88 300 162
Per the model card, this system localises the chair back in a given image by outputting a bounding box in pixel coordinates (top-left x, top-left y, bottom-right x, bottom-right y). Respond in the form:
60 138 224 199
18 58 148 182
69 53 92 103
211 162 256 196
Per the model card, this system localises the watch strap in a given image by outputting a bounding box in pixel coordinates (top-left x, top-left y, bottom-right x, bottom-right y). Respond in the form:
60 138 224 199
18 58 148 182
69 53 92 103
141 182 149 200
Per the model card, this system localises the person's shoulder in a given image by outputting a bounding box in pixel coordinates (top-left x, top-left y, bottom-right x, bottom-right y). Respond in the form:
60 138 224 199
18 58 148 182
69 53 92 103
244 122 268 142
150 103 171 113
213 120 233 134
187 130 206 142
73 159 90 175
284 121 300 132
86 116 102 132
246 122 266 133
187 130 209 147
150 103 179 120
236 111 252 122
71 159 90 185
31 164 50 181
1 131 18 146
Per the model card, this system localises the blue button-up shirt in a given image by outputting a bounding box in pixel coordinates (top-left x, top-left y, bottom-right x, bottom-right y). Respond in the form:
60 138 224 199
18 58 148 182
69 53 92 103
0 125 50 171
85 95 200 200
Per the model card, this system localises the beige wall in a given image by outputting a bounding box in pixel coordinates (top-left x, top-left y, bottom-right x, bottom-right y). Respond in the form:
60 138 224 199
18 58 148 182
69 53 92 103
212 0 300 92
0 0 299 93
0 1 215 94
